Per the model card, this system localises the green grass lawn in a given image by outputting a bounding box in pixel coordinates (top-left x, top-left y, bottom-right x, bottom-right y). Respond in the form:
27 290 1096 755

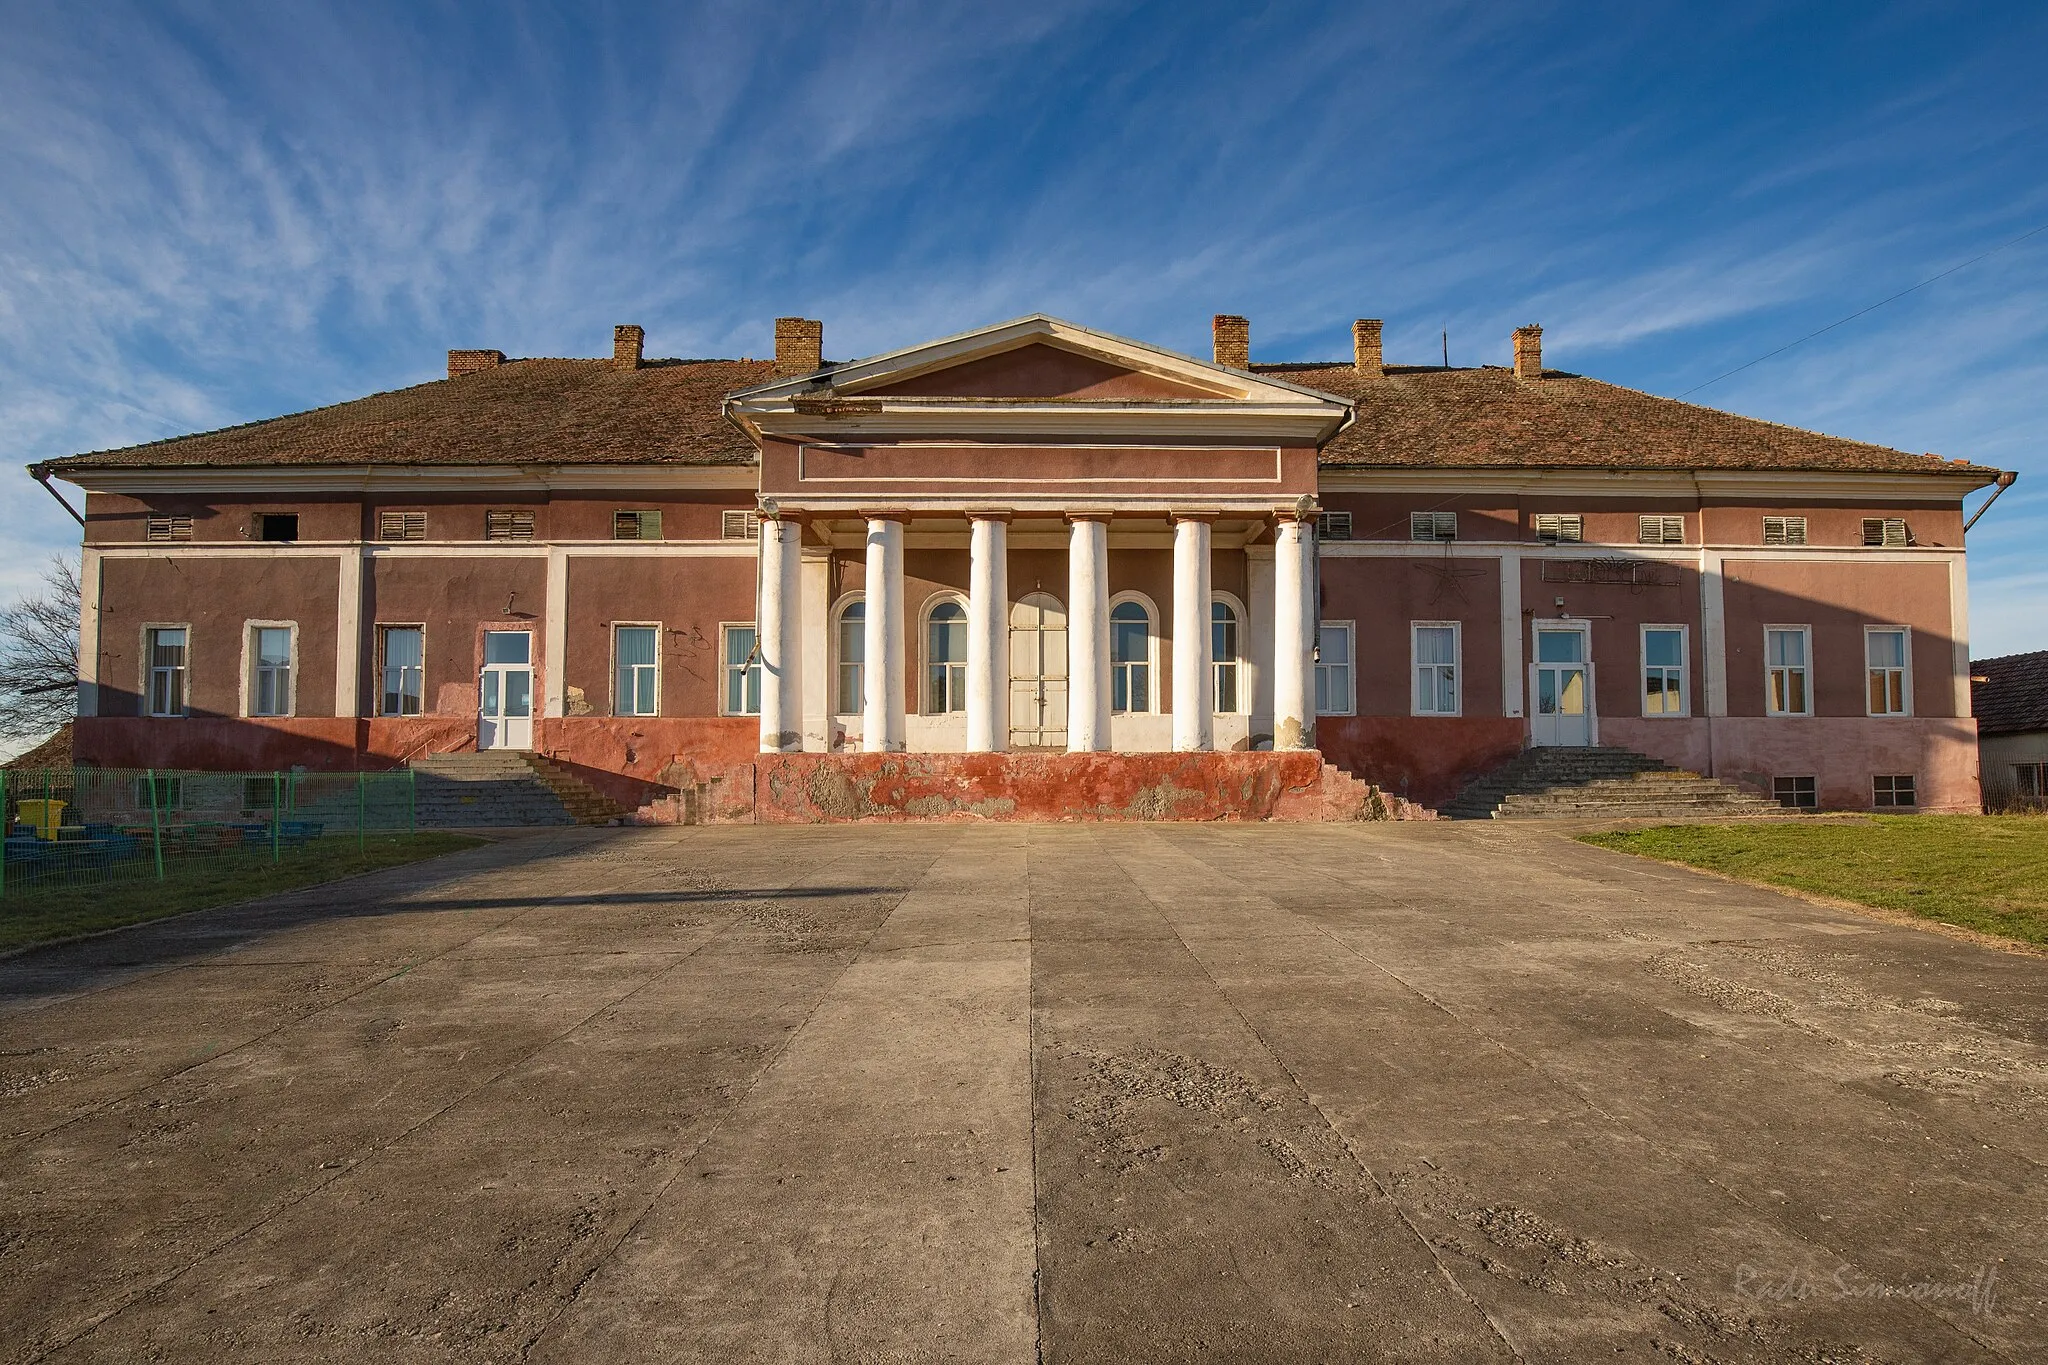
1580 815 2048 945
0 833 485 952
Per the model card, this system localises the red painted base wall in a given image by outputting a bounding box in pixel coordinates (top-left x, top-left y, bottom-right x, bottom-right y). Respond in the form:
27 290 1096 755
1315 717 1528 810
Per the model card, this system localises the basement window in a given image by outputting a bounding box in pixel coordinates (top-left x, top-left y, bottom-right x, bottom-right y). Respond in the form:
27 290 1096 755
1535 514 1583 544
614 509 663 541
1763 515 1807 546
1410 511 1457 542
485 510 535 541
1873 774 1917 808
379 510 427 541
1862 517 1910 547
1315 511 1352 541
721 510 761 540
258 514 298 542
1773 776 1817 809
1637 514 1684 545
146 514 193 542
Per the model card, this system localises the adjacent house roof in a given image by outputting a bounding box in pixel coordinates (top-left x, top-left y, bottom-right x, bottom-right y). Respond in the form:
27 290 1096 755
1971 651 2048 737
34 333 1999 481
1265 363 1997 477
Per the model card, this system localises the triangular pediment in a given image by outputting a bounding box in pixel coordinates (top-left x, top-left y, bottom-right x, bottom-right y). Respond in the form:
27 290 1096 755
859 341 1226 401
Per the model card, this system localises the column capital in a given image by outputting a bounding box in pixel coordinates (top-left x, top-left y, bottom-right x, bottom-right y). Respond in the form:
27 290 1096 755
966 509 1014 524
1170 510 1223 525
859 508 915 525
1063 510 1116 525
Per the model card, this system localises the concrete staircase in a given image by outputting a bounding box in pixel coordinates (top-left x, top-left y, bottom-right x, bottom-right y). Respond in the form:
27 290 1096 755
1318 762 1435 821
1441 746 1785 821
408 752 627 828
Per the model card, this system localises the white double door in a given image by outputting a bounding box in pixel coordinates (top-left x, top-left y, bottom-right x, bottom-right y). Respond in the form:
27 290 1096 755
1529 623 1593 747
1008 593 1068 748
479 630 534 750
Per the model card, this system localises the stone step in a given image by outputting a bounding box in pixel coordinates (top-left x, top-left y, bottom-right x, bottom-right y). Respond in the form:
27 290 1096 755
1444 743 1781 821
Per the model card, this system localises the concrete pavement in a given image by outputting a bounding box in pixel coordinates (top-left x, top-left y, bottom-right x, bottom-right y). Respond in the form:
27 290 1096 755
1 823 2042 1362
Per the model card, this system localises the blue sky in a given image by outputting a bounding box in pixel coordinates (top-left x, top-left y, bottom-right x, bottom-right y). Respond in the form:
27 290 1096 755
3 0 2044 652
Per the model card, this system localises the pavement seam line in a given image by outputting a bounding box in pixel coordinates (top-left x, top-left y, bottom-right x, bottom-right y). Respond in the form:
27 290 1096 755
1170 827 2023 1363
1104 826 1526 1362
24 836 763 1362
512 829 968 1363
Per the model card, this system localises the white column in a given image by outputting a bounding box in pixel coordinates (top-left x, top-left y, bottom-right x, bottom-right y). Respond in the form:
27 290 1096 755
335 547 363 719
1066 515 1111 752
1499 550 1523 719
1700 549 1728 718
542 546 567 720
863 516 906 752
1273 516 1317 750
1245 545 1274 748
757 516 803 752
966 515 1010 752
1171 515 1214 751
799 546 831 751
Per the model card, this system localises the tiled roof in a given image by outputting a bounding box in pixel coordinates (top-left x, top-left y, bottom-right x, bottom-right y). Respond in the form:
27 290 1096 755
1971 651 2048 737
37 350 1998 480
3 723 72 771
38 358 773 472
1262 363 1998 477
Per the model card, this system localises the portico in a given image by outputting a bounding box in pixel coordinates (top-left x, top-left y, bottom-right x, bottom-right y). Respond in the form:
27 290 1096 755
724 314 1351 760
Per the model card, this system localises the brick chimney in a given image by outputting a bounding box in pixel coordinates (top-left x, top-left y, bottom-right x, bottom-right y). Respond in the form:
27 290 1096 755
613 324 644 371
1353 319 1384 376
1212 314 1250 369
447 349 504 379
1512 324 1543 380
774 317 824 377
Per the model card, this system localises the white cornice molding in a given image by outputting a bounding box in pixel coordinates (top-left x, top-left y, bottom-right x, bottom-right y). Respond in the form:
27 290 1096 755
59 464 759 495
1315 467 1993 501
1317 540 1964 562
743 402 1346 445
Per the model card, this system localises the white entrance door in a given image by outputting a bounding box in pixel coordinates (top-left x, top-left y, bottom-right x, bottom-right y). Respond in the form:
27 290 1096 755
479 630 534 750
1009 593 1068 748
1529 624 1592 747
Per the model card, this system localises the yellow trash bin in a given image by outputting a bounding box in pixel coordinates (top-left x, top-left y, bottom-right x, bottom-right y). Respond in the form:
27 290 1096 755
16 799 66 839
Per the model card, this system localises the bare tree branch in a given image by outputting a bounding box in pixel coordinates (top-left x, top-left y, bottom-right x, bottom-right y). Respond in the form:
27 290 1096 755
0 555 81 742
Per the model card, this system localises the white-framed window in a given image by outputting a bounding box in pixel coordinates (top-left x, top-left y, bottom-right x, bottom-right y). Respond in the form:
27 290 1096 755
144 626 189 717
923 597 968 714
1865 626 1910 716
378 625 425 716
614 624 659 716
1641 625 1688 717
1110 594 1155 714
1763 515 1807 546
834 595 865 715
1873 774 1916 808
1410 510 1457 542
1774 776 1817 809
1765 626 1812 716
1212 596 1243 713
1411 622 1459 716
1638 514 1684 545
722 624 760 716
1534 514 1583 544
1316 621 1355 716
247 623 295 717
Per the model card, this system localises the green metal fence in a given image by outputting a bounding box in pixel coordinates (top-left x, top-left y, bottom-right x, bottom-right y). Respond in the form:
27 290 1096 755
0 767 417 898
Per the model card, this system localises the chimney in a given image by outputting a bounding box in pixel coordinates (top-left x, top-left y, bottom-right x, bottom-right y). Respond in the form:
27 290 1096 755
774 317 824 377
1353 319 1384 376
447 349 504 379
1512 324 1543 380
613 324 644 371
1212 314 1250 369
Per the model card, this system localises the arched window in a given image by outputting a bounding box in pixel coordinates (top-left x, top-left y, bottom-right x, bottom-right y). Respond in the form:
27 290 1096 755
834 597 865 715
1111 599 1151 713
926 599 968 713
1212 598 1242 713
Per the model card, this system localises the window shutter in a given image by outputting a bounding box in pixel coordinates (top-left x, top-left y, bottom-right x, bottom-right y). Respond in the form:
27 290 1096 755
1863 517 1908 547
1410 511 1456 541
146 514 193 542
613 509 662 541
721 510 762 540
1536 514 1582 544
1314 511 1352 541
485 510 534 541
1763 515 1807 546
378 510 426 541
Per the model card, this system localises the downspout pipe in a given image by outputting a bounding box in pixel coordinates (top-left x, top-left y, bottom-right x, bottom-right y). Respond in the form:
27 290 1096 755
1964 470 2018 534
28 464 85 528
